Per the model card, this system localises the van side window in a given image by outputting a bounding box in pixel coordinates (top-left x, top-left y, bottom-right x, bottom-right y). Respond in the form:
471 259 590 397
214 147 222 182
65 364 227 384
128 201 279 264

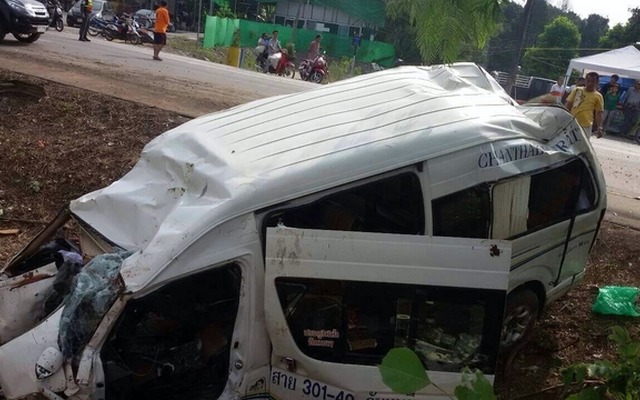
432 185 490 238
492 159 597 238
527 159 596 229
275 278 503 374
264 173 425 235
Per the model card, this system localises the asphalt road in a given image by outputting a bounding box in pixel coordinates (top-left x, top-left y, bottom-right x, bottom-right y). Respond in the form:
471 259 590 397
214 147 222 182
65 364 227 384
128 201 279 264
0 28 315 99
1 29 640 226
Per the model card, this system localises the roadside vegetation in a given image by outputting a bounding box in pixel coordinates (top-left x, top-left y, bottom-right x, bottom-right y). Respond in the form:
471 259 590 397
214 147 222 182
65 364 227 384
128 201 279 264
164 36 363 83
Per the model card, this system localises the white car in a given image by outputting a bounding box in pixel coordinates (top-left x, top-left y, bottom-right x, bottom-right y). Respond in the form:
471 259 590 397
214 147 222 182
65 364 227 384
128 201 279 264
133 8 175 32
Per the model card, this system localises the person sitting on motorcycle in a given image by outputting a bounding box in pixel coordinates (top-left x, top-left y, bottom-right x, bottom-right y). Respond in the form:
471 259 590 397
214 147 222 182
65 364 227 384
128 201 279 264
267 30 283 71
255 32 269 68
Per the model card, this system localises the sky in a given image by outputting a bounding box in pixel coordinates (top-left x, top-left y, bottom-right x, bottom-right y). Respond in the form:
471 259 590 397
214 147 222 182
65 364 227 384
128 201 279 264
516 0 636 27
560 0 635 26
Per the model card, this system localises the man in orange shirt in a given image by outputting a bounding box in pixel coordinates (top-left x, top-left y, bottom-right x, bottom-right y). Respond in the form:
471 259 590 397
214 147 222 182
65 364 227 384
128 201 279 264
153 1 170 61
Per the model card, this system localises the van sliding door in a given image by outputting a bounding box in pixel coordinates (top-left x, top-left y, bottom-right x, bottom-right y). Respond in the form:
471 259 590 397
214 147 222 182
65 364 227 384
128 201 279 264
264 227 511 398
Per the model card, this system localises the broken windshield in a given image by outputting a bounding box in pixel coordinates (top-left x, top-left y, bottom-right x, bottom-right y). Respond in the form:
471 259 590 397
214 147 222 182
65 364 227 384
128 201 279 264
58 250 132 361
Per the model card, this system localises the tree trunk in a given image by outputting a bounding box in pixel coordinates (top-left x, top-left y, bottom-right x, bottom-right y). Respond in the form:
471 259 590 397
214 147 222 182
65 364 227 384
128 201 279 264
505 0 535 95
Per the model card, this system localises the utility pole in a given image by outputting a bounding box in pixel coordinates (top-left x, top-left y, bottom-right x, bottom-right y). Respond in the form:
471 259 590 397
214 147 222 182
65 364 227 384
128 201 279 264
506 0 535 95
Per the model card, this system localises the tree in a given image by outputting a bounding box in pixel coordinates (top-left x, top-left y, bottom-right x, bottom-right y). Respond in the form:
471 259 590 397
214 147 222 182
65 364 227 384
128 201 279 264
579 14 609 55
522 16 581 78
484 1 524 72
599 8 640 48
385 0 502 64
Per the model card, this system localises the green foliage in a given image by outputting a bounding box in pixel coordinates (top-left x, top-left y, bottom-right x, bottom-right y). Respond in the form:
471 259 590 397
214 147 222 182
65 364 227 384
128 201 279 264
257 4 276 23
522 16 580 78
562 326 640 399
378 348 431 394
214 5 237 19
599 24 629 49
579 14 609 50
455 369 497 400
385 0 502 64
285 42 296 61
327 57 361 82
231 28 241 47
599 8 640 49
378 348 497 399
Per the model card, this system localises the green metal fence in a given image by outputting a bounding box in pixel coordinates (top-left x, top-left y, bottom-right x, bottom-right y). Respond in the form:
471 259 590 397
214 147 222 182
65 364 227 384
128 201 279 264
203 16 396 67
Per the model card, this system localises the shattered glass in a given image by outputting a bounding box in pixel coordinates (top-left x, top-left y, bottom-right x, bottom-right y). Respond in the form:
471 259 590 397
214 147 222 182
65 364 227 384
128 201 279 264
42 250 84 318
58 250 132 360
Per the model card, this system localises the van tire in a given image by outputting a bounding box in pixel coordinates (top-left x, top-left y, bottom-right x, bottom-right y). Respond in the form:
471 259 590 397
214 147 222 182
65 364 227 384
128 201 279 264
500 289 539 351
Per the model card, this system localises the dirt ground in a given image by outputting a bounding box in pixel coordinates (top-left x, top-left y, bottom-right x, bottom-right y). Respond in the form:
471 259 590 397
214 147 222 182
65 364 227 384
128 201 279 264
1 69 640 399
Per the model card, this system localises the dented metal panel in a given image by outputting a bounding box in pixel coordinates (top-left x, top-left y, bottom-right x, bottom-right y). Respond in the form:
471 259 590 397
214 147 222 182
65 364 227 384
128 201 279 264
0 264 56 344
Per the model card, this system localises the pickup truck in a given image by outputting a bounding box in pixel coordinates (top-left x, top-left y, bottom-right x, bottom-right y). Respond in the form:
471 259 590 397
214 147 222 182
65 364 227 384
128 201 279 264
0 0 49 43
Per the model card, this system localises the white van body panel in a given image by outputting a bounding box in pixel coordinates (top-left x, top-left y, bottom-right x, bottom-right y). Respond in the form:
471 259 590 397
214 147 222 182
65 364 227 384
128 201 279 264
264 227 512 398
69 64 545 291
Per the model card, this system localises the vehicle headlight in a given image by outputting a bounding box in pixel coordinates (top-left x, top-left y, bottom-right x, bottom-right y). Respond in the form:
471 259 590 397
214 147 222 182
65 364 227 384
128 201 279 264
6 0 34 16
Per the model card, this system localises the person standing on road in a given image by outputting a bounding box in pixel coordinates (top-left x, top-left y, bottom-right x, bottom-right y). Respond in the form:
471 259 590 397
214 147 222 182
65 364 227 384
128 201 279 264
78 0 93 42
565 72 604 138
549 76 565 103
153 0 170 61
620 80 640 137
600 74 619 96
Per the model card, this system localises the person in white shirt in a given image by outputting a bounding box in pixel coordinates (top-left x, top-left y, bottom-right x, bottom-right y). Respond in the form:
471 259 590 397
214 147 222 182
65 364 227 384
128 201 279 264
550 76 565 103
267 30 283 70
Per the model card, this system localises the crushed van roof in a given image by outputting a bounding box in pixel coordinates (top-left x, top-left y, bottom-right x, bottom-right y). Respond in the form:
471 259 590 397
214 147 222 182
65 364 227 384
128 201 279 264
70 63 567 287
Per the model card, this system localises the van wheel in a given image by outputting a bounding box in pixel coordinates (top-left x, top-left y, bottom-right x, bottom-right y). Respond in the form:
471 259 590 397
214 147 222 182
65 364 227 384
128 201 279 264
13 32 41 43
500 289 539 350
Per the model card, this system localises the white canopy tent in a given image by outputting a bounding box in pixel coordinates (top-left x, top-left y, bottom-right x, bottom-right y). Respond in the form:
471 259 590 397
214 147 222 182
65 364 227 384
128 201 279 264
564 45 640 83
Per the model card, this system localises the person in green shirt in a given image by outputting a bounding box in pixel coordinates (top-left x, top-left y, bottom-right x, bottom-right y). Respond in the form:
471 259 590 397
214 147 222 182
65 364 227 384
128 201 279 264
603 84 621 132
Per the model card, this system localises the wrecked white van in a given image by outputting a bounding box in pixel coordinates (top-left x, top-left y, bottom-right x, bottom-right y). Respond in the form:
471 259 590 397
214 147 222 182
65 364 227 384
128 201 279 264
0 63 606 399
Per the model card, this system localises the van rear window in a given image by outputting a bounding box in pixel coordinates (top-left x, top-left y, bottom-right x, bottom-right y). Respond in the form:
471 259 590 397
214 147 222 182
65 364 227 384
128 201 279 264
275 278 503 374
491 158 598 238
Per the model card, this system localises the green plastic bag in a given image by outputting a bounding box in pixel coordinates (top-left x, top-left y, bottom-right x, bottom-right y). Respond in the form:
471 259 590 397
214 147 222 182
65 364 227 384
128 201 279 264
592 286 640 317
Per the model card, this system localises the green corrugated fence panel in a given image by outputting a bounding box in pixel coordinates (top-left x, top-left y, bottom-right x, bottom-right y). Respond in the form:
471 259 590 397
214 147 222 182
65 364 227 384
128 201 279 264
204 16 239 48
204 18 395 66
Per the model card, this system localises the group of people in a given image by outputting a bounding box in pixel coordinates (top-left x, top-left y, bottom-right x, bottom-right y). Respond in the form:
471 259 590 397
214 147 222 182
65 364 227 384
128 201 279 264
550 73 640 138
76 0 170 61
256 31 322 72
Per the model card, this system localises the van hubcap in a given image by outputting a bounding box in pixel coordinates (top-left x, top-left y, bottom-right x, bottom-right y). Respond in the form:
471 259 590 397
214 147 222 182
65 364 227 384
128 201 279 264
501 305 534 347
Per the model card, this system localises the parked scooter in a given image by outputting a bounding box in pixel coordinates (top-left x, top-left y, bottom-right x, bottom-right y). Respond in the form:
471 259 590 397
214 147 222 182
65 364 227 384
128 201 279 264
256 49 296 79
136 22 154 44
103 14 142 45
88 15 112 37
46 0 63 32
299 53 328 83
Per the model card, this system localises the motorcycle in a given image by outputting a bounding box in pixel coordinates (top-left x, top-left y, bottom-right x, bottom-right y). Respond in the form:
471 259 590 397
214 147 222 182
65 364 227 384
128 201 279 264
136 23 155 44
88 15 112 37
103 15 142 45
299 53 328 84
46 0 64 32
256 49 296 79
